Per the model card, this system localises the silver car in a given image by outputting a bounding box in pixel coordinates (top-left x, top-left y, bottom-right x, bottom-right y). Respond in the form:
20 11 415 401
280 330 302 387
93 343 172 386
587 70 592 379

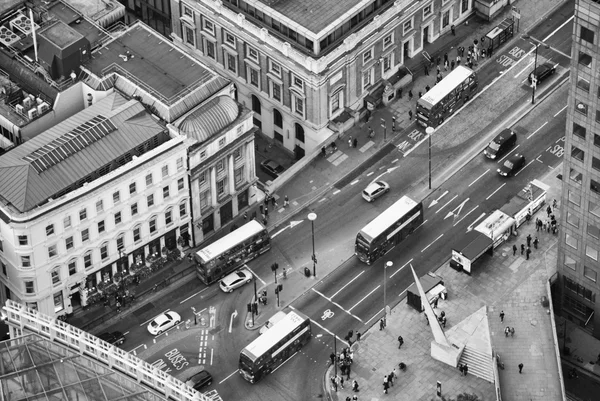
362 181 390 202
219 268 253 293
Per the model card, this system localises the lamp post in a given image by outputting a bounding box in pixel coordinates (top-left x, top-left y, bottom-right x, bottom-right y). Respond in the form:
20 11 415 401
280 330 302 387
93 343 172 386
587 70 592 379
384 261 392 323
522 35 550 105
426 127 434 189
118 249 127 294
308 213 317 277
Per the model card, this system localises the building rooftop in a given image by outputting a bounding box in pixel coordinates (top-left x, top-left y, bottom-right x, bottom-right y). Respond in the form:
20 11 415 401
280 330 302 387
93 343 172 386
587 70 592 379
81 22 230 122
177 95 240 143
0 92 166 213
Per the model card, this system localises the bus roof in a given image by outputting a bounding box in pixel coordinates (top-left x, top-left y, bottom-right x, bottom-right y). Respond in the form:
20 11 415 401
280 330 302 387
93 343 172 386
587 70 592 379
243 310 309 359
196 220 266 263
418 65 474 107
360 196 418 242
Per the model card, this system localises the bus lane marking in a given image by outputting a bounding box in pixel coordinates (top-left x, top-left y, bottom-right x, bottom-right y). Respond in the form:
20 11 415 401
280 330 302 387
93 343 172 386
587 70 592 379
350 179 360 186
468 169 489 187
348 285 380 312
312 288 364 323
421 234 443 253
453 205 479 227
330 271 365 299
435 195 458 214
390 258 413 278
527 121 548 139
486 183 506 200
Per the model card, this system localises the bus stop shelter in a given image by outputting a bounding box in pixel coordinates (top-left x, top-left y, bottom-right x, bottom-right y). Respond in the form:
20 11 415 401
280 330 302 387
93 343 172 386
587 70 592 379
485 18 515 53
406 273 446 312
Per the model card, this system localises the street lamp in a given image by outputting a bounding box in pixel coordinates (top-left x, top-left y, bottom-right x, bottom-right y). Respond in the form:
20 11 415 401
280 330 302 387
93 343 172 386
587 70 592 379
384 261 392 324
308 212 317 277
426 127 434 189
522 35 550 105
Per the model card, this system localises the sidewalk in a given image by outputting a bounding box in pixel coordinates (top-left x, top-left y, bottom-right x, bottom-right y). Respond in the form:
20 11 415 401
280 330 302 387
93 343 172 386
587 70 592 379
326 165 565 401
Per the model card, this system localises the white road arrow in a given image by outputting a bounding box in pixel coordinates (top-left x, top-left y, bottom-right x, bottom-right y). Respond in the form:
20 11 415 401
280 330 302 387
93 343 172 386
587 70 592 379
229 310 238 333
429 190 449 208
466 213 487 232
445 198 469 220
372 166 399 183
272 220 304 238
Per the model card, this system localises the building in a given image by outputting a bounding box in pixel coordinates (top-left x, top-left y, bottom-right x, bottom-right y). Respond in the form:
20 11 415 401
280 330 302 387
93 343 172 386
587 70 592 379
118 0 173 37
169 0 474 160
556 0 600 339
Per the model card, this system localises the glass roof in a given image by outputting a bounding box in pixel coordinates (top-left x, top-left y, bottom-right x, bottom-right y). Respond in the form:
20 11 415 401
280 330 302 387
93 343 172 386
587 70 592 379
0 333 167 401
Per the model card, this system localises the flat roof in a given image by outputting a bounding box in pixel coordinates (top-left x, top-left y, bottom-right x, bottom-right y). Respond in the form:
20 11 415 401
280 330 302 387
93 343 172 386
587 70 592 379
197 220 266 263
360 196 418 241
244 310 308 358
419 66 474 107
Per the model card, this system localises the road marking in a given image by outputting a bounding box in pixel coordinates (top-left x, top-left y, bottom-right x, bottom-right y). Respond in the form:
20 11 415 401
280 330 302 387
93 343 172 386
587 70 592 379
554 105 567 117
454 205 479 227
140 309 170 326
497 144 520 163
445 198 469 220
365 308 385 326
246 266 266 285
319 198 327 203
180 288 210 304
486 183 506 200
332 189 341 195
514 58 535 78
527 121 548 139
414 219 428 231
130 344 144 353
350 179 360 186
123 331 130 336
210 348 214 365
312 288 364 322
435 195 458 214
392 158 399 163
515 159 535 176
390 258 413 278
330 271 365 299
429 190 448 208
366 171 374 176
545 15 574 43
468 169 489 187
219 369 239 384
348 285 380 312
421 234 443 253
467 213 487 232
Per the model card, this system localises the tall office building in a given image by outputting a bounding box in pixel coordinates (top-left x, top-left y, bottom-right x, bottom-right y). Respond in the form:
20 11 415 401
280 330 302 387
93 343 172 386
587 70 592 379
557 0 600 339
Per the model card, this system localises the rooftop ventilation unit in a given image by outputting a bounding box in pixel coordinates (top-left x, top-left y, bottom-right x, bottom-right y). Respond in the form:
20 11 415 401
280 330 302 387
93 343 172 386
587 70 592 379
10 14 39 36
37 103 49 114
27 108 38 120
0 26 19 46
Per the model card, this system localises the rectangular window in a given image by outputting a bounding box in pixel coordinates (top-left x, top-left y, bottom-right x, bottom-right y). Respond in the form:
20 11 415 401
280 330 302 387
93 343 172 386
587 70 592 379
590 200 600 218
199 171 206 185
183 5 193 17
247 46 259 62
576 100 588 116
101 244 108 260
68 261 77 276
577 76 590 92
226 53 237 73
588 224 600 239
129 182 137 195
423 4 433 18
581 26 595 44
177 157 184 171
163 186 170 199
81 228 89 243
18 235 28 246
51 270 60 285
573 123 586 139
586 245 599 261
203 18 215 35
567 212 580 228
383 33 394 49
131 203 138 216
200 191 209 210
48 244 57 258
292 75 304 91
65 236 74 250
331 89 342 114
235 166 244 185
584 266 597 282
362 69 372 90
571 146 584 162
147 194 155 207
403 18 413 34
96 200 104 213
293 95 305 118
178 178 185 191
217 178 226 195
592 179 600 195
217 160 225 173
98 220 105 233
578 51 592 67
150 218 157 234
218 137 226 148
564 254 577 271
113 191 120 204
165 210 173 225
248 67 259 88
146 173 153 186
114 211 122 225
234 148 242 161
21 256 31 268
224 30 236 46
84 253 92 268
597 111 600 124
25 280 34 294
180 202 187 217
46 224 54 236
569 190 581 206
184 25 195 46
363 48 373 64
594 157 600 172
117 236 124 250
270 81 282 102
134 227 141 242
565 233 578 250
206 40 216 59
79 208 87 221
162 165 169 178
63 216 71 229
382 53 392 73
269 60 282 77
570 168 582 184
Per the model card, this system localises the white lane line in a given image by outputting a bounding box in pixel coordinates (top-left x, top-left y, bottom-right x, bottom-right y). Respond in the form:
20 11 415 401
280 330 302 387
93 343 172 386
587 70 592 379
180 288 210 304
365 307 385 326
349 285 380 312
130 344 144 353
414 219 428 231
467 213 487 232
319 198 327 203
468 169 489 187
247 267 266 286
332 189 341 195
390 258 413 278
219 369 239 384
312 288 331 301
140 309 170 326
554 105 567 117
515 160 535 176
514 58 535 78
392 158 399 163
350 179 360 186
210 348 214 365
454 205 479 227
288 306 350 345
527 121 548 139
331 271 365 299
421 234 443 253
544 15 574 42
123 331 130 336
312 288 363 322
486 183 506 200
366 171 374 176
497 144 520 163
435 195 458 214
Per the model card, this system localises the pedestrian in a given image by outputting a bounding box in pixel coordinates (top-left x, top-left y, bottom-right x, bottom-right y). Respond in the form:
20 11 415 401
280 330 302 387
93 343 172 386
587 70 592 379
451 24 456 35
547 205 552 217
444 59 448 71
408 110 413 120
436 64 441 74
527 234 532 247
383 375 389 394
505 326 510 337
437 72 443 83
535 218 539 231
526 247 531 260
487 45 493 57
459 364 464 375
521 244 525 255
425 84 431 92
451 60 455 70
518 363 524 373
424 63 429 76
510 327 515 337
467 49 472 59
398 335 404 349
513 244 517 256
353 138 358 148
262 217 268 226
380 318 385 330
330 352 335 365
348 136 353 147
444 52 448 64
436 55 441 66
533 237 539 249
339 376 345 388
418 91 422 98
468 59 473 69
348 329 354 339
346 397 351 401
322 146 327 157
331 376 338 392
463 364 468 376
243 212 247 220
284 195 289 207
408 90 413 100
456 54 461 66
353 380 359 392
500 310 505 322
442 316 447 328
425 314 429 325
352 395 358 401
356 331 361 341
390 369 396 386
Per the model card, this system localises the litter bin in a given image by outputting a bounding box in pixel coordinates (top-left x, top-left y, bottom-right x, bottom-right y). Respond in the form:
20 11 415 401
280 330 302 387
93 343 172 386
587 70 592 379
304 267 311 277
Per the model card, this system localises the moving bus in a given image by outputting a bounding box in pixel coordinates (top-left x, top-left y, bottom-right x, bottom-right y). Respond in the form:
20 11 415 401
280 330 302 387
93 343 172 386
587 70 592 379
239 310 311 383
194 220 270 285
355 196 424 264
416 65 478 128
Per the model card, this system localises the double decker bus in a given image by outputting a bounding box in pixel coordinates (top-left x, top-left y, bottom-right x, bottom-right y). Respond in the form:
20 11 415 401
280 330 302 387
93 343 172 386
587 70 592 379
416 65 478 128
355 196 424 265
239 310 311 383
194 220 270 285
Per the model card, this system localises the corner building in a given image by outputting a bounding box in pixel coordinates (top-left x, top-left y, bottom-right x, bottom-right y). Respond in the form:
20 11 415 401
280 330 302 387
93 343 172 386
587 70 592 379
557 0 600 339
169 0 474 157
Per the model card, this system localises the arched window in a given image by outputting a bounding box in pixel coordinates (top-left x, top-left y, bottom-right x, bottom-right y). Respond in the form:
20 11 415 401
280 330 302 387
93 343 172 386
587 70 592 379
251 95 261 115
100 242 109 260
273 109 283 128
116 235 125 251
295 123 305 143
83 251 93 269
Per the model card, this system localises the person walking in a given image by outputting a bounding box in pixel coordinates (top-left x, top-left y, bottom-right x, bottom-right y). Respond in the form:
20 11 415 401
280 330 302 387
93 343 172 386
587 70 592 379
352 380 359 392
463 364 469 376
521 244 525 255
533 237 539 249
442 315 447 328
526 246 531 260
527 234 532 247
397 335 404 349
390 369 396 386
513 244 517 256
500 310 505 323
425 84 431 92
383 375 389 394
451 24 456 35
456 54 461 66
518 363 524 373
408 110 413 120
424 63 429 76
353 138 358 148
547 205 552 217
505 326 510 337
284 195 289 208
379 318 385 330
356 331 361 341
408 90 413 100
348 136 353 147
330 352 335 365
510 327 515 337
451 60 455 70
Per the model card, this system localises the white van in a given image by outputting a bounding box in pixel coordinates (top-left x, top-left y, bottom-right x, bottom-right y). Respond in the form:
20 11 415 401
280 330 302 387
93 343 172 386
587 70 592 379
259 311 287 335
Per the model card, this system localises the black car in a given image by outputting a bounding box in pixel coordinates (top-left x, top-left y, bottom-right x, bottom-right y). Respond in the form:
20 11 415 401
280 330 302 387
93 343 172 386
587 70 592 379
484 129 517 160
527 62 556 85
497 153 525 177
185 370 213 390
98 331 126 346
260 159 285 178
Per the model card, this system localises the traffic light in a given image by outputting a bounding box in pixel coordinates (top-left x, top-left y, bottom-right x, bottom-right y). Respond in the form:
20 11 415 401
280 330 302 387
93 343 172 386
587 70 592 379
277 284 283 292
275 287 279 295
252 302 258 314
271 263 279 272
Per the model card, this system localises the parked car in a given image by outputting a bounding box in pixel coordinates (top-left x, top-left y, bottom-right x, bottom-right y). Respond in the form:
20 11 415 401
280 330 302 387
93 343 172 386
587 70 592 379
185 370 213 390
528 62 556 85
98 331 126 346
484 129 517 160
497 153 526 177
147 311 181 335
219 267 253 293
260 159 285 178
362 181 390 202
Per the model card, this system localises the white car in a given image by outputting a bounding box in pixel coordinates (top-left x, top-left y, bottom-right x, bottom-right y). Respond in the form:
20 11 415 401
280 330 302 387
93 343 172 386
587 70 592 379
147 311 181 335
362 181 390 202
219 268 253 293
